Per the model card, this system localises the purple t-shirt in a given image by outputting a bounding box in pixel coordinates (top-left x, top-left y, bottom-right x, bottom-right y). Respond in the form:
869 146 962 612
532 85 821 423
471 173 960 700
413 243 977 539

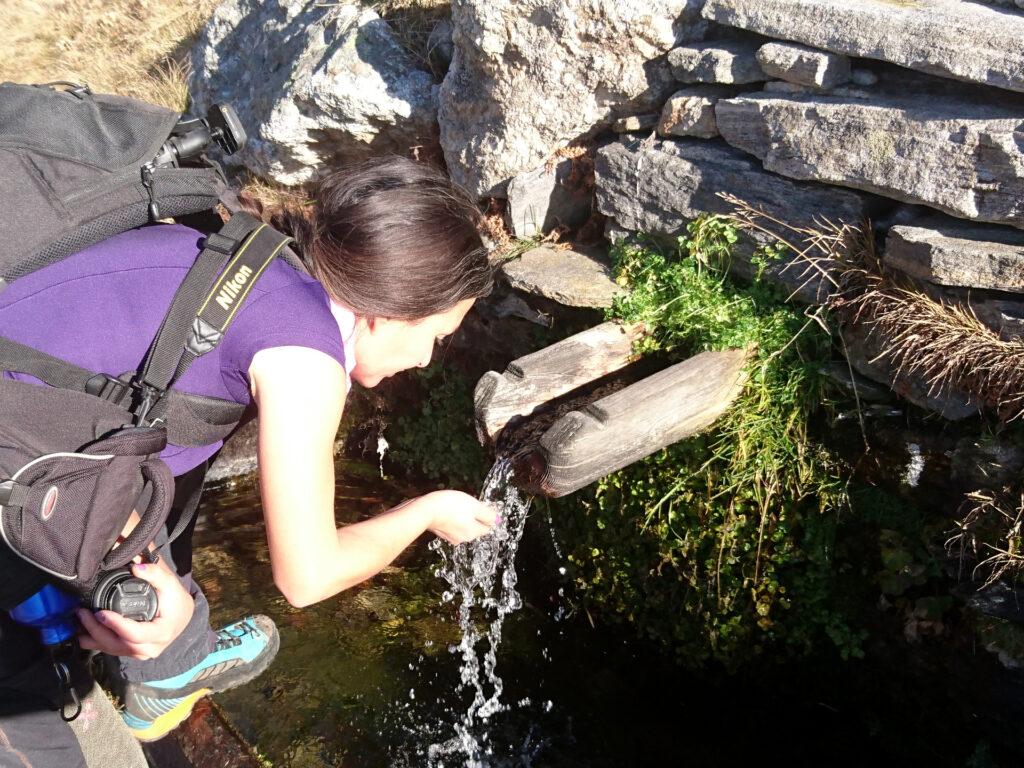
0 223 346 475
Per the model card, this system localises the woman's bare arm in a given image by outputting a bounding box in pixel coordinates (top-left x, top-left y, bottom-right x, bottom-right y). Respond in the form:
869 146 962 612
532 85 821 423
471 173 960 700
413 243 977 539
250 346 494 607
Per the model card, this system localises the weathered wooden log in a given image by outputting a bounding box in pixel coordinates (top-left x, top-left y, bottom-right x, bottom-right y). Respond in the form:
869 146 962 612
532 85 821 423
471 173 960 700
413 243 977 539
473 321 644 443
513 348 749 497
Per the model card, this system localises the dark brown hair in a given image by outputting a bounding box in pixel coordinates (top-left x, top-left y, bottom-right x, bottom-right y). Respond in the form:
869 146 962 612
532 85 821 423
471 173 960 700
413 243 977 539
245 156 493 320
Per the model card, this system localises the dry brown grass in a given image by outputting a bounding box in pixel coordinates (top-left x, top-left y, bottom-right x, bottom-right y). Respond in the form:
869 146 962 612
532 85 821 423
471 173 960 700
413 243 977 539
723 193 1024 584
722 192 1024 423
948 488 1024 586
5 0 221 110
365 0 451 75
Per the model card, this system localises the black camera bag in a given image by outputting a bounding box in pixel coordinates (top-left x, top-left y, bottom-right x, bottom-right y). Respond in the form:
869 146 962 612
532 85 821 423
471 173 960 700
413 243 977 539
0 82 301 608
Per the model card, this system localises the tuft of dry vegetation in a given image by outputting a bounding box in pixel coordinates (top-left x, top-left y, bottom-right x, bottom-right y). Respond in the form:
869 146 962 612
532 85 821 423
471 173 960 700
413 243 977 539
723 192 1024 585
948 488 1024 587
722 192 1024 424
5 0 220 110
365 0 451 76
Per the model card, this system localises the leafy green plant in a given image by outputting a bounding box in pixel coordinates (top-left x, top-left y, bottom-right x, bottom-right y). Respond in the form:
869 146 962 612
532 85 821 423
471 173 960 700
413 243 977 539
387 362 487 491
553 217 864 666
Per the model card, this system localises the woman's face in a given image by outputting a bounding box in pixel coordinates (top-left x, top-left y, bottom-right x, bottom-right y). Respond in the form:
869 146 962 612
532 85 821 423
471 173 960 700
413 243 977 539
350 298 476 387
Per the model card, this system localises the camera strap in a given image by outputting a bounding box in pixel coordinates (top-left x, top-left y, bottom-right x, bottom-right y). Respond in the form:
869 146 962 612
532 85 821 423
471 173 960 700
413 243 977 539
133 213 293 426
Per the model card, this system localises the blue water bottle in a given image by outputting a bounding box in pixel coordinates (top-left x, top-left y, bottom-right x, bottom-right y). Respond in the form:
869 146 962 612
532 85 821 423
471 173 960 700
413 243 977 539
9 583 80 647
9 584 83 720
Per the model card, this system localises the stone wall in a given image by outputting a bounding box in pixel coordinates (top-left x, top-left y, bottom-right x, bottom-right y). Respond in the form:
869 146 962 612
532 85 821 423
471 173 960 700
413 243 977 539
191 0 1024 439
434 0 1024 422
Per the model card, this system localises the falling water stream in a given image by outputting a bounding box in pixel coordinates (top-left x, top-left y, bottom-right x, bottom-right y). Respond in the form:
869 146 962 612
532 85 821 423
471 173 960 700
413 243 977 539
427 458 532 766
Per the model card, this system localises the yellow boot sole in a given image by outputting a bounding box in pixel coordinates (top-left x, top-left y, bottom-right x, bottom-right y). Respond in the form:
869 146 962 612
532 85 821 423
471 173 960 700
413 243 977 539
126 687 211 742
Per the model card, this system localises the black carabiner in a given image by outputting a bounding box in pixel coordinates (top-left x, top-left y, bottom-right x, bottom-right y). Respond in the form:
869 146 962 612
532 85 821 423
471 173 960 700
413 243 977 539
53 659 82 722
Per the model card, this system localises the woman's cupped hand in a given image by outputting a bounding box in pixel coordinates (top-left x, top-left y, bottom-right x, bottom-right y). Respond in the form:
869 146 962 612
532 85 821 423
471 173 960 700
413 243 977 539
425 490 500 545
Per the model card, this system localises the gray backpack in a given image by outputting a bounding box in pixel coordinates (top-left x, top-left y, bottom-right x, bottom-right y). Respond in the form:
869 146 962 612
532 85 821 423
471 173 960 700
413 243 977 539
0 82 300 608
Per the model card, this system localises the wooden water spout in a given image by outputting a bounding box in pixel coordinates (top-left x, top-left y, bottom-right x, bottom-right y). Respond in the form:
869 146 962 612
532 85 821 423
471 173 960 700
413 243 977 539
474 323 749 498
473 321 645 442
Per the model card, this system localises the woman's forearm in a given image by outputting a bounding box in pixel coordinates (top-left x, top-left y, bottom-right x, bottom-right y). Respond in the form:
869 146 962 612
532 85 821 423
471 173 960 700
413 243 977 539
287 495 438 606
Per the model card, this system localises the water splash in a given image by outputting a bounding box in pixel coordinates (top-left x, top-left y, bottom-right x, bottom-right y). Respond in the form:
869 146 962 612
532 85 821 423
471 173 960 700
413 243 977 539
377 432 390 479
427 457 532 767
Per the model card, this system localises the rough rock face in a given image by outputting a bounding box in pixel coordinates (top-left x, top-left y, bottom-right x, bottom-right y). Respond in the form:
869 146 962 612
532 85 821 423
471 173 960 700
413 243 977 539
657 86 735 138
841 323 981 421
668 40 765 84
702 0 1024 94
595 137 867 302
499 244 623 308
613 113 660 133
885 221 1024 293
756 42 850 89
191 0 437 185
715 90 1024 229
439 0 703 198
505 156 595 238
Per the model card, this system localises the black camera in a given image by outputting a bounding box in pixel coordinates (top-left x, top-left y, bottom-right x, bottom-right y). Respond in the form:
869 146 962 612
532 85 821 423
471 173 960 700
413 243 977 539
151 103 247 169
88 568 158 622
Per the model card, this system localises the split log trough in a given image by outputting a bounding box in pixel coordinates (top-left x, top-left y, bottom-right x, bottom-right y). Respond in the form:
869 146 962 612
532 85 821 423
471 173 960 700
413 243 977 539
473 322 749 497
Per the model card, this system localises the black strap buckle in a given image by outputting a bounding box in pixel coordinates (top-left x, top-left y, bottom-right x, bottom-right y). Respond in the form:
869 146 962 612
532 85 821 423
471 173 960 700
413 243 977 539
202 232 240 255
84 373 131 404
132 381 162 426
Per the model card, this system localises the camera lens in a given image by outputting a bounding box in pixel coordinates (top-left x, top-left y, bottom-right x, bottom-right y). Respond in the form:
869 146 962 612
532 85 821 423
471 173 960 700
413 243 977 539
89 569 158 622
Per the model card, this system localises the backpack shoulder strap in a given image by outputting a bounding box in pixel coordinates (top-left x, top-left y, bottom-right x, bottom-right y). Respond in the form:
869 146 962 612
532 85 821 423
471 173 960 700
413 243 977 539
135 214 293 424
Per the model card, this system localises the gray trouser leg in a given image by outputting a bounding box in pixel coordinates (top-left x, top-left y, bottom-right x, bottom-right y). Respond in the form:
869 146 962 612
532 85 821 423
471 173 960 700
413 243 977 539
0 655 146 768
115 461 218 684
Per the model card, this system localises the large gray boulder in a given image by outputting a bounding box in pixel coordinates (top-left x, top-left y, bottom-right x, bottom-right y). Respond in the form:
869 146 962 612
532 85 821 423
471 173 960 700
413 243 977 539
191 0 438 185
885 220 1024 293
506 155 595 238
715 89 1024 229
594 137 868 302
702 0 1024 94
439 0 704 198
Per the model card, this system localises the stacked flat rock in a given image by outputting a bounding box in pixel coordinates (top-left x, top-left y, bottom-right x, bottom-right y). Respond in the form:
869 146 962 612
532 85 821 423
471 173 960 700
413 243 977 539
715 89 1024 228
756 41 850 89
701 0 1024 93
884 220 1024 293
595 137 867 303
668 39 766 84
657 86 736 138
